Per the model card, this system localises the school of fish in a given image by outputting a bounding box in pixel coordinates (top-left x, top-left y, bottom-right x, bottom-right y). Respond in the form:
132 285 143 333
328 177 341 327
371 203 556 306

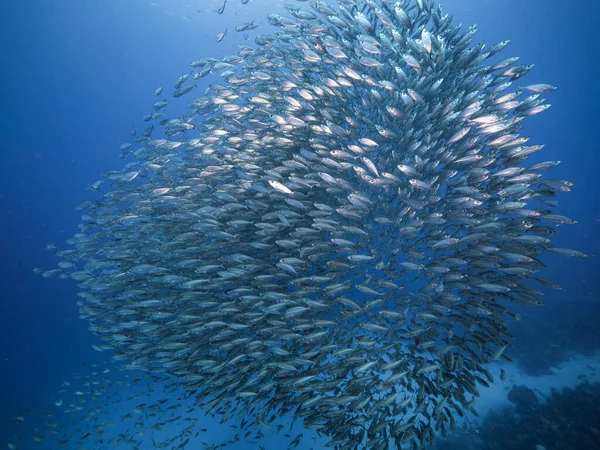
45 0 586 448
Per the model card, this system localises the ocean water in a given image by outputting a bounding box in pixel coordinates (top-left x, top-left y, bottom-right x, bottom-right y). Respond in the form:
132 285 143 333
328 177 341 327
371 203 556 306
0 0 598 449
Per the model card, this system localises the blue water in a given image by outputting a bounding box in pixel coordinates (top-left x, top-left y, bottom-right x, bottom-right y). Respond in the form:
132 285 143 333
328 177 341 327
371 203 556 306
1 0 598 449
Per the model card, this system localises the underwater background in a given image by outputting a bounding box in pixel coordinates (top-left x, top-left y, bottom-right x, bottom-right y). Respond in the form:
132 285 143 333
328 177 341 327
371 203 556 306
1 0 599 449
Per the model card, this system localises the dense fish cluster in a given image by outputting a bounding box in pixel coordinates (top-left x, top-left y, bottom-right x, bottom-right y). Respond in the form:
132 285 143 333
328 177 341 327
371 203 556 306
47 0 584 448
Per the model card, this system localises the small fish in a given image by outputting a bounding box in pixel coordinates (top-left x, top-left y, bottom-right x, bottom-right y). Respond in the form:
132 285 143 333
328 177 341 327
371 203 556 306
216 29 228 42
521 83 557 93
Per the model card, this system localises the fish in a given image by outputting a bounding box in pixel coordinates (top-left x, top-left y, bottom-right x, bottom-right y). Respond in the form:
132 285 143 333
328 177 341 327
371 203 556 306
235 21 259 32
44 0 579 449
216 29 227 42
521 83 557 93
